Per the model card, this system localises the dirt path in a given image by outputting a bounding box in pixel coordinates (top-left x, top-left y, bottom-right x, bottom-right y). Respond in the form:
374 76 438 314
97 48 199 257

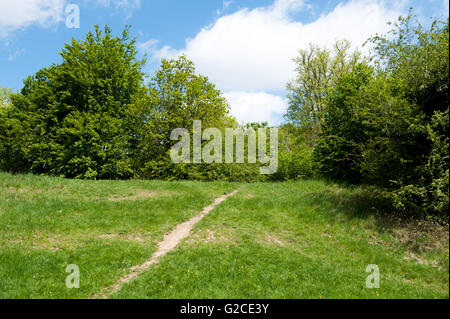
92 189 238 299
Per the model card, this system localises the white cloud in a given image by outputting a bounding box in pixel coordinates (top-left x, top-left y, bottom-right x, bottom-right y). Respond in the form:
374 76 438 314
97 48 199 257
0 0 141 38
0 0 66 38
142 0 408 124
224 91 288 125
150 0 405 92
138 38 159 53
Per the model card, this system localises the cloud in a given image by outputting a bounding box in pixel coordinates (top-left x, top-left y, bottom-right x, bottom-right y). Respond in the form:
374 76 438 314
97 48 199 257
216 0 233 16
141 0 408 124
224 91 288 125
8 48 27 61
138 38 159 53
149 0 405 92
0 0 141 38
0 0 66 38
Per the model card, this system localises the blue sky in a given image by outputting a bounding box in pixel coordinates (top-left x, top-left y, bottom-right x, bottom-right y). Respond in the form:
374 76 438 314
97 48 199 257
0 0 448 124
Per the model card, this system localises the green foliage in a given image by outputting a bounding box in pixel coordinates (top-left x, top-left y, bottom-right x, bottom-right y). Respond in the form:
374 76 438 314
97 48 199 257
272 124 315 181
1 14 448 221
286 40 363 141
369 12 449 117
0 29 275 183
0 25 145 179
0 94 40 173
0 88 12 108
313 64 374 183
313 13 449 219
367 14 449 218
391 109 449 217
130 56 232 177
136 120 315 183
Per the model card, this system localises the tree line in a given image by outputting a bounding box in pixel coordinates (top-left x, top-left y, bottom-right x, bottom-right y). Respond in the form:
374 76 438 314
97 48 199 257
0 12 448 219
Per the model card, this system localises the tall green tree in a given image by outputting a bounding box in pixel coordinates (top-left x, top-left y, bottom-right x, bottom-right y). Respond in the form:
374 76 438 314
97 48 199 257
369 13 449 117
285 40 363 142
313 63 374 183
315 13 449 218
0 88 36 173
367 14 449 216
129 56 232 177
0 25 146 179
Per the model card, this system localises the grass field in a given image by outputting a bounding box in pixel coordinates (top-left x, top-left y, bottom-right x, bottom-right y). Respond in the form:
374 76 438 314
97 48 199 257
0 172 448 298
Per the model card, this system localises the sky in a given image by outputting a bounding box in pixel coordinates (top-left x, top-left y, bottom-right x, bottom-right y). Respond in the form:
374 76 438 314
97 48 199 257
0 0 448 125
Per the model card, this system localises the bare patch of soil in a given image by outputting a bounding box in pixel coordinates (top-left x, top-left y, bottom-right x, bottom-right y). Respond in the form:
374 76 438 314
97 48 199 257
108 190 156 201
97 233 147 243
3 187 42 194
187 226 234 244
257 233 286 247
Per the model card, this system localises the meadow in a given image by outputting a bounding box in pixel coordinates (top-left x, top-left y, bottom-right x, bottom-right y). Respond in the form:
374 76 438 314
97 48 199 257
0 172 448 299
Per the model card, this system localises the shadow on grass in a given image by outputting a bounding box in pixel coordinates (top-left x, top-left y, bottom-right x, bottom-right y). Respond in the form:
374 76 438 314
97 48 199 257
306 183 447 236
306 183 449 271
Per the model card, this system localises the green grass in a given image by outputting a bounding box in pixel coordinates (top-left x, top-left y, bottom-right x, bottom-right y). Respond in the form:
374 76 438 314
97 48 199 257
0 173 448 298
112 181 449 299
0 172 236 298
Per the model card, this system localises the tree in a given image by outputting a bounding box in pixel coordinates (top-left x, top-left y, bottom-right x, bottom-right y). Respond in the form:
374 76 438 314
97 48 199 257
368 12 449 117
0 25 146 179
0 90 39 173
285 40 363 142
0 88 12 108
367 13 449 217
313 63 374 183
315 13 449 218
129 56 232 177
